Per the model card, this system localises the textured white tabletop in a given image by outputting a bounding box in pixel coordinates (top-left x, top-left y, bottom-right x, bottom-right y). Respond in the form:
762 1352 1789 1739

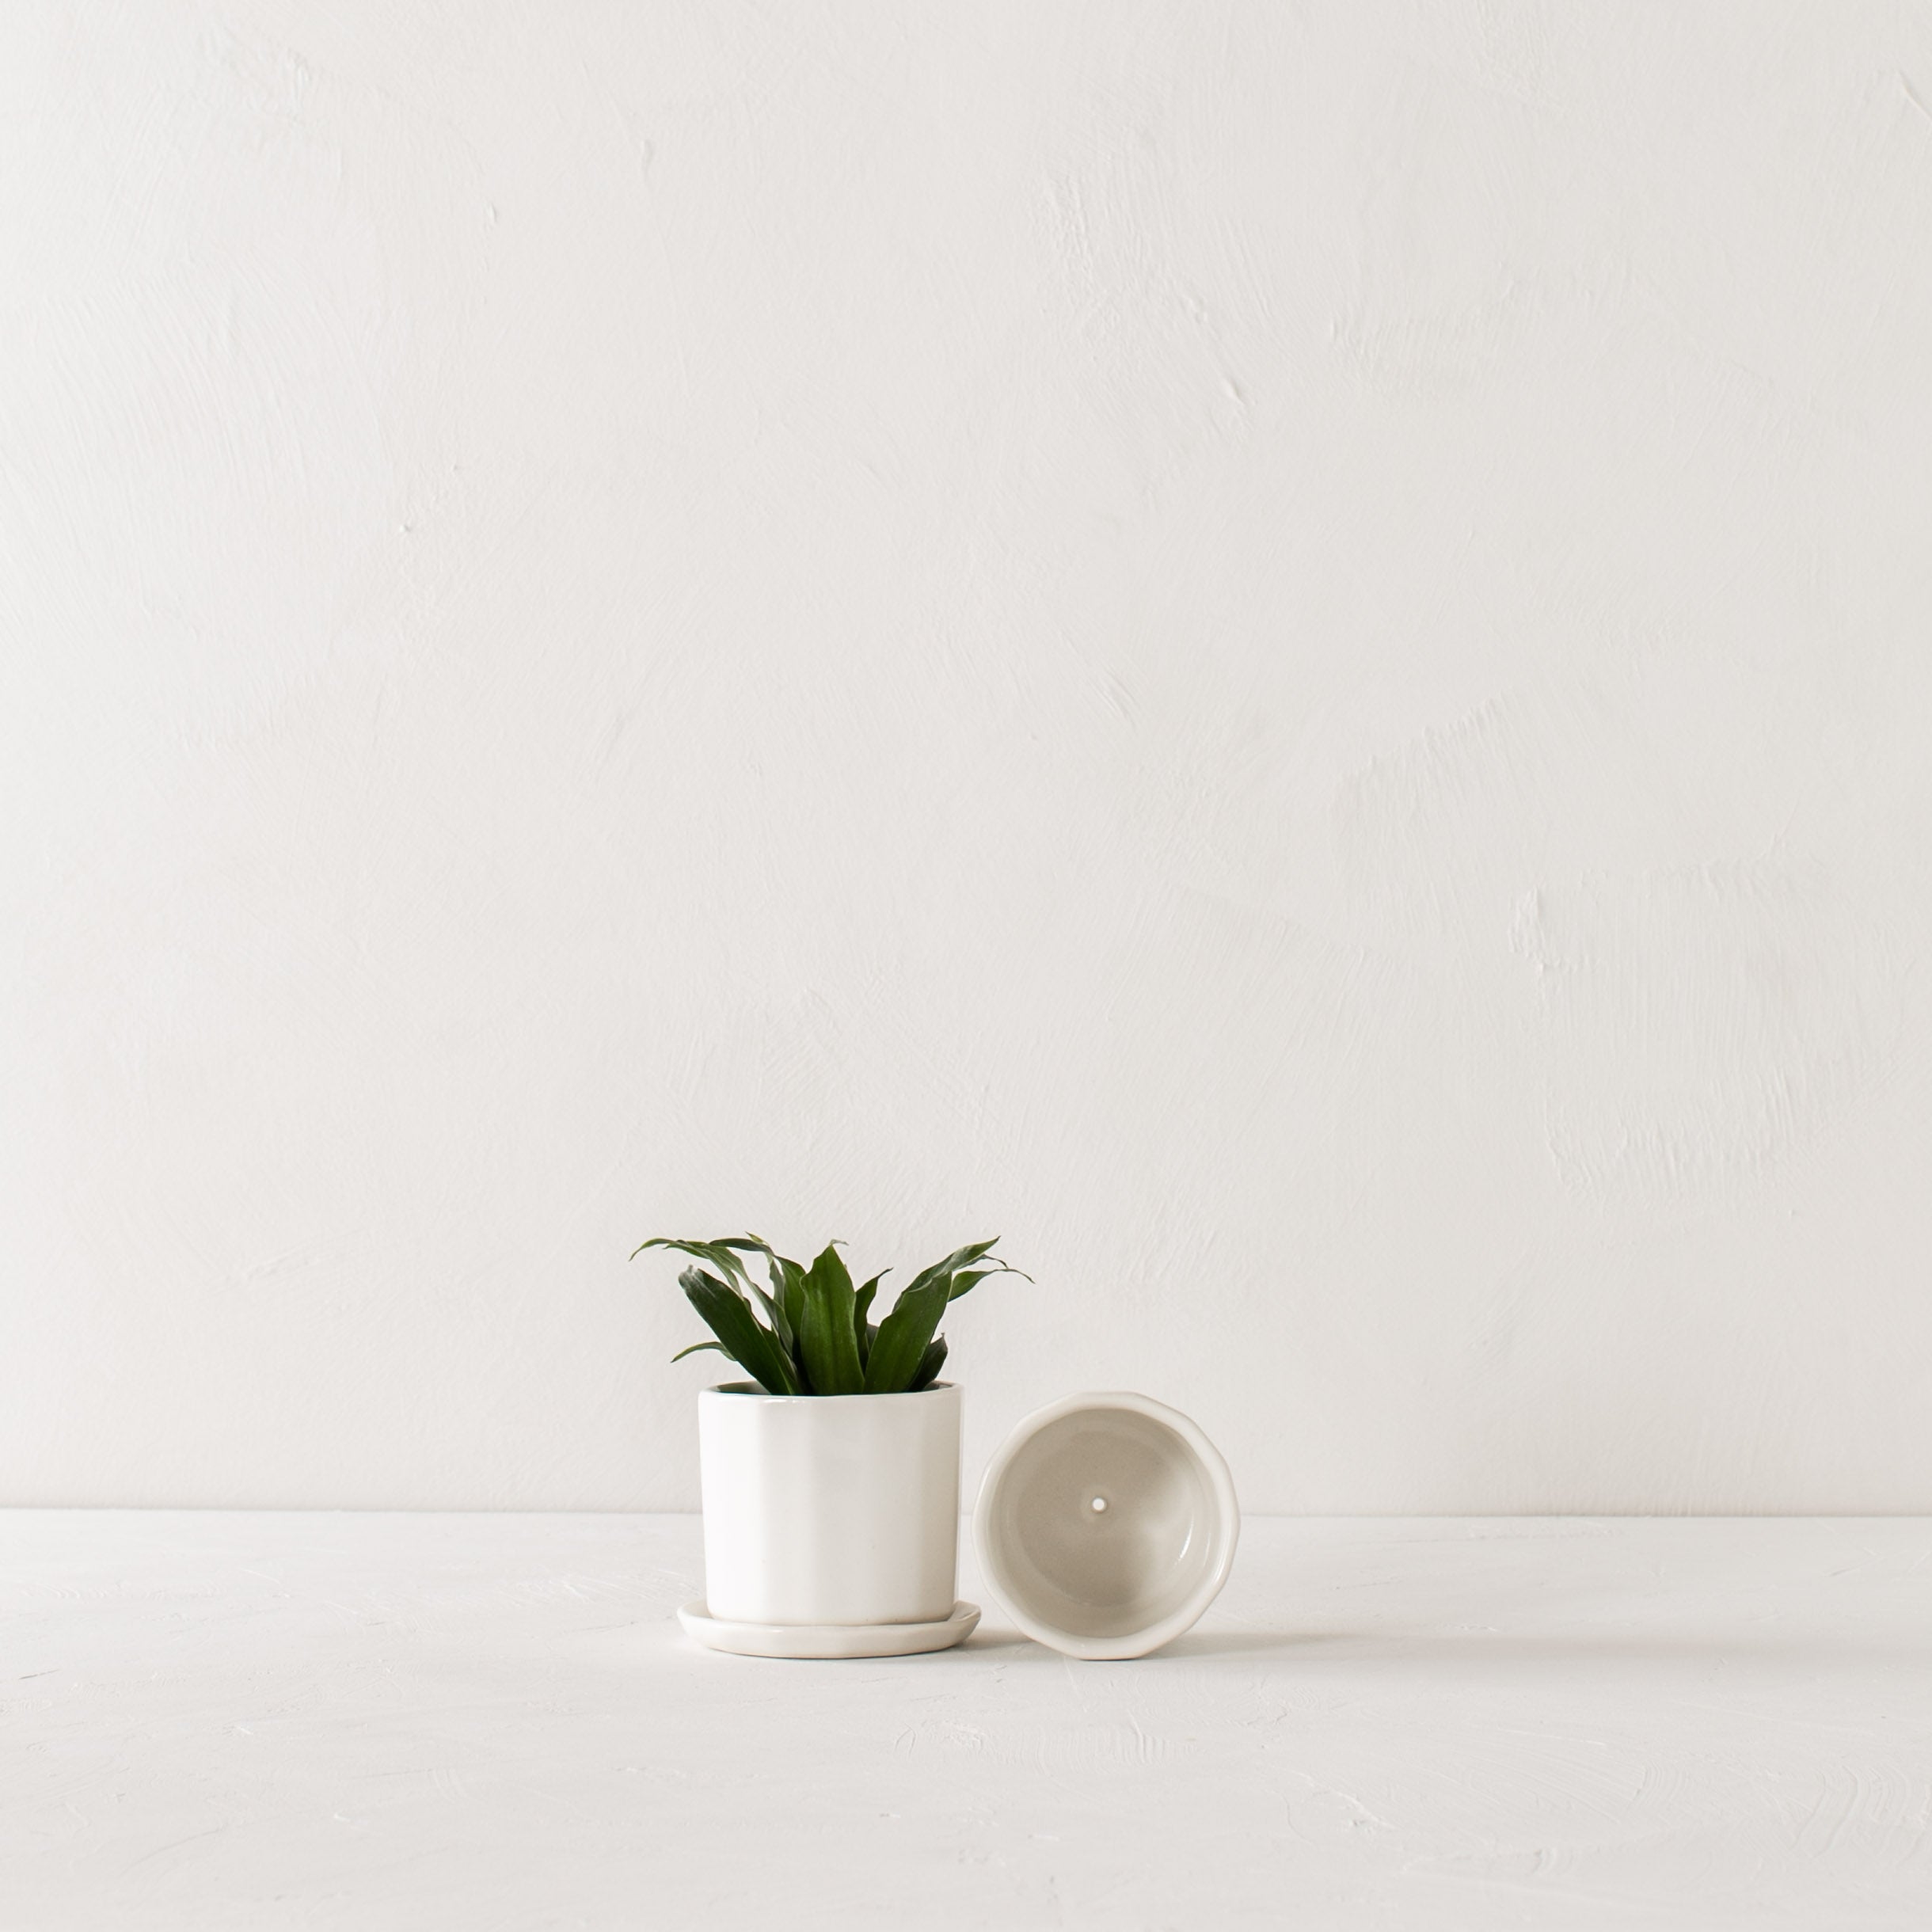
3 1513 1926 1929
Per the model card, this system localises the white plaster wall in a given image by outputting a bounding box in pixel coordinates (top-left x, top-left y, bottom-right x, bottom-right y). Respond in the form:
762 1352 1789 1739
6 2 1932 1512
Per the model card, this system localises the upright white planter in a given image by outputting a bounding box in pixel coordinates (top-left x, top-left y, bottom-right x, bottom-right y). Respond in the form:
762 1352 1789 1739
679 1382 979 1658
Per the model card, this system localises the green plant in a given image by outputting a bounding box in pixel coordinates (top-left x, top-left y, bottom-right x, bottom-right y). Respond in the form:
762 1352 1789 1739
633 1233 1025 1395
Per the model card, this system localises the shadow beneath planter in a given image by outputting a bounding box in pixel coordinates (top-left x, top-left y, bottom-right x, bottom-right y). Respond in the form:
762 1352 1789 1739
961 1624 1932 1666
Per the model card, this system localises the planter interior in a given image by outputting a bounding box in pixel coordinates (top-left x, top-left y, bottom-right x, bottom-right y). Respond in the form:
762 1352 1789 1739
974 1392 1238 1659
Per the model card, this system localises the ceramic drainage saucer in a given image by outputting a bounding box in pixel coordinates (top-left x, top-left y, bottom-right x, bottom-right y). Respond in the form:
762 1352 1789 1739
678 1599 979 1660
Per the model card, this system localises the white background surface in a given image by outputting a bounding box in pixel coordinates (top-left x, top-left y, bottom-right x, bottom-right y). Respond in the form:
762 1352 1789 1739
7 3 1932 1511
5 1512 1929 1929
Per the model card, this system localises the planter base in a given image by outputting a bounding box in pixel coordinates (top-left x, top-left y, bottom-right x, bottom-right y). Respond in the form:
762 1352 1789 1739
677 1599 980 1660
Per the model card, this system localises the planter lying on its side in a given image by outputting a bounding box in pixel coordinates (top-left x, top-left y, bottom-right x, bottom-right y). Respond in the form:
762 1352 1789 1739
974 1390 1238 1660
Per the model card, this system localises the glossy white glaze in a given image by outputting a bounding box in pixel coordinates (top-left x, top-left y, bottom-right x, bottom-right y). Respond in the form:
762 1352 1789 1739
699 1382 960 1625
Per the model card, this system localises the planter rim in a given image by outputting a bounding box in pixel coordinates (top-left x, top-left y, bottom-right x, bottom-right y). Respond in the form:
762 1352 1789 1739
705 1380 956 1403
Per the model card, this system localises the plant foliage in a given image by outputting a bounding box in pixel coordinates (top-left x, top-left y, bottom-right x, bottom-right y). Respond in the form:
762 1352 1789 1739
633 1233 1025 1395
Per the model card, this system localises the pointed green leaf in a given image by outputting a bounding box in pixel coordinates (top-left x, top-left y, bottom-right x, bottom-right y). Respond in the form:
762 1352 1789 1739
648 1234 1020 1393
908 1335 948 1390
768 1253 806 1337
747 1281 793 1355
680 1267 800 1394
720 1233 790 1305
797 1242 865 1395
641 1235 819 1361
635 1237 764 1304
900 1238 1001 1300
863 1275 950 1394
947 1258 1030 1301
853 1274 885 1364
670 1339 731 1363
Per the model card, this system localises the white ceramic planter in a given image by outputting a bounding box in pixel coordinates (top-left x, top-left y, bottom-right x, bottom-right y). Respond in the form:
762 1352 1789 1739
698 1381 962 1627
973 1390 1238 1660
